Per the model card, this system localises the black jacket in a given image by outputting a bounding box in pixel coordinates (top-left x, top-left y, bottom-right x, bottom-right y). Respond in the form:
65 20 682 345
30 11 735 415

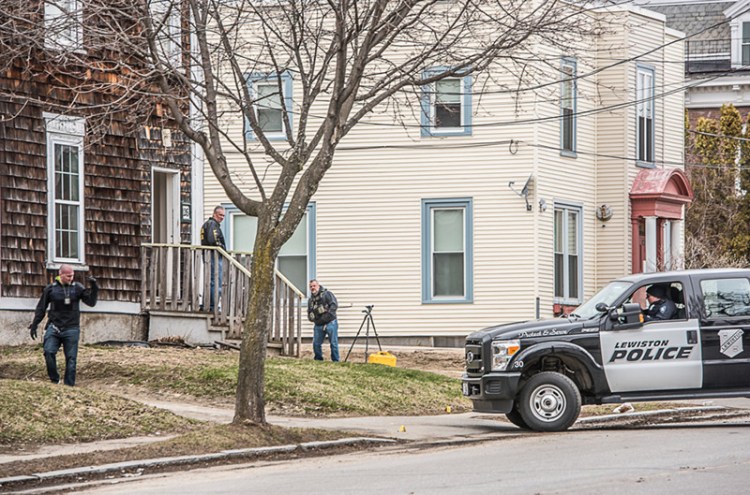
200 217 226 249
308 287 338 325
644 298 677 321
31 278 98 331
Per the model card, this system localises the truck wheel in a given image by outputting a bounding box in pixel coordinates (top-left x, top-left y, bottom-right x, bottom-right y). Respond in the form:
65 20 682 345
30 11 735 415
505 405 530 430
517 372 581 432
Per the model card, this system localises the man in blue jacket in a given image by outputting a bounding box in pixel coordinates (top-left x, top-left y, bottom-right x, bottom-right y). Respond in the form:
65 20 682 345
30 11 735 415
29 265 98 386
308 279 339 362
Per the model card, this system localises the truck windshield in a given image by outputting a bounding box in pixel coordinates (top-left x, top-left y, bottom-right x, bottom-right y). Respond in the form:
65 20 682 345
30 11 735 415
570 281 633 320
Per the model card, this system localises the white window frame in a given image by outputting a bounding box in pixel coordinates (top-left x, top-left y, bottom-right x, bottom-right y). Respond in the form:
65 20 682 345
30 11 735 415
148 0 182 65
636 65 655 165
743 22 750 67
420 67 473 137
245 72 294 141
256 80 285 134
726 3 750 69
44 0 83 51
432 78 463 130
554 202 583 304
45 113 86 265
560 57 577 156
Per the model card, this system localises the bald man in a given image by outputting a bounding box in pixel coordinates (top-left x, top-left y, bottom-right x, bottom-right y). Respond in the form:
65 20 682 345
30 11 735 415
29 265 98 386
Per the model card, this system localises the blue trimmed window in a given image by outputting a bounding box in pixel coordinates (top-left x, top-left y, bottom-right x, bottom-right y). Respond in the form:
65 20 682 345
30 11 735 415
245 72 293 141
636 65 655 165
554 203 582 304
224 203 316 295
421 199 473 303
560 58 577 156
420 68 472 137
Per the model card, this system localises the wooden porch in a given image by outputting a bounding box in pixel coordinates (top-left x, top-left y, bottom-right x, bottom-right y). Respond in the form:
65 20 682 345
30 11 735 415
141 243 304 356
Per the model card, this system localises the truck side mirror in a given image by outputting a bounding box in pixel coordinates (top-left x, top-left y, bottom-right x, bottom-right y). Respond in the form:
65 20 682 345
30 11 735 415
595 303 609 313
609 302 644 329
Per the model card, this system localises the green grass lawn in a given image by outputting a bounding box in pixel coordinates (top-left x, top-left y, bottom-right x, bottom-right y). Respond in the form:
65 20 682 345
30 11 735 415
0 344 469 478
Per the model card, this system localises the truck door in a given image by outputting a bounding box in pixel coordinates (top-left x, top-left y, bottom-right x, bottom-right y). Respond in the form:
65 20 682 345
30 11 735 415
695 276 750 389
600 282 702 393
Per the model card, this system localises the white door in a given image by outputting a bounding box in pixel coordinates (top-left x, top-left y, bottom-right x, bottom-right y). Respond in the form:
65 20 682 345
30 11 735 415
152 169 180 296
152 169 179 244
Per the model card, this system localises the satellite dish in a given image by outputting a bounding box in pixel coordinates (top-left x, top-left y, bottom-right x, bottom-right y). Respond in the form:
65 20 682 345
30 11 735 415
509 174 534 211
520 174 533 197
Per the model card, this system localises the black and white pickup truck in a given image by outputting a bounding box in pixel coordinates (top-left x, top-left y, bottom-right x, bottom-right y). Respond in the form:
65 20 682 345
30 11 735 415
461 268 750 431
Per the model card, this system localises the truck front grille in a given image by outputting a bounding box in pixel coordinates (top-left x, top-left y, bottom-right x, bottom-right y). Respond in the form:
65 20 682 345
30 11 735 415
465 343 483 375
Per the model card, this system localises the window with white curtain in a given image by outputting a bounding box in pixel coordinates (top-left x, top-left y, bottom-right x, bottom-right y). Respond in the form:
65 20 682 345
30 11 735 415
554 203 582 303
422 198 473 303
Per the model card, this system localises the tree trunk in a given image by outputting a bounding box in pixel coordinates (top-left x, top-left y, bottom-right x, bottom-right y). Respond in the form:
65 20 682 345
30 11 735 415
233 240 277 424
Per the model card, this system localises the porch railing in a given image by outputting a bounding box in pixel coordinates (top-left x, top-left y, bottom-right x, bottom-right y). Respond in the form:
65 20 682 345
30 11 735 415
140 243 303 356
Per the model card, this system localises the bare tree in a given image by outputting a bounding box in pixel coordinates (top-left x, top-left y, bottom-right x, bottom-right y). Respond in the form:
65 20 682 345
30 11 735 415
685 104 750 267
2 0 601 424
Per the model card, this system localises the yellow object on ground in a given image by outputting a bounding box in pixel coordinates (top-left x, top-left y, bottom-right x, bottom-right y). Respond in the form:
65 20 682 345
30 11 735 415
367 351 397 367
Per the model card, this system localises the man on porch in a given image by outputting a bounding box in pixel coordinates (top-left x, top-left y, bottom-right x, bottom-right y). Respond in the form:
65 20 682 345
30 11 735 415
201 205 226 311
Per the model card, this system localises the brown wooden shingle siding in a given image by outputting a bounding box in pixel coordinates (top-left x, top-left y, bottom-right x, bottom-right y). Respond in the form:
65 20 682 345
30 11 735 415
1 66 193 301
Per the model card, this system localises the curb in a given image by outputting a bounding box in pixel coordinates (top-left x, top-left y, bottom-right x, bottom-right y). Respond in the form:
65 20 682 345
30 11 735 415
577 405 730 424
0 437 395 489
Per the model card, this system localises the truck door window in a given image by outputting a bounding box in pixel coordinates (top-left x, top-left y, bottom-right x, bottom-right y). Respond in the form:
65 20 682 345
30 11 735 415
700 278 750 318
627 282 685 321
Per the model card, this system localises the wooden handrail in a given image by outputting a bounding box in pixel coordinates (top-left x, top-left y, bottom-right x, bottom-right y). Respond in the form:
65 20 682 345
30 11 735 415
143 243 305 299
140 243 302 356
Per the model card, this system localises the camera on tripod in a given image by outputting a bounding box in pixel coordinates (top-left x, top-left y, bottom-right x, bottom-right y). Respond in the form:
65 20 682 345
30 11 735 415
344 304 382 362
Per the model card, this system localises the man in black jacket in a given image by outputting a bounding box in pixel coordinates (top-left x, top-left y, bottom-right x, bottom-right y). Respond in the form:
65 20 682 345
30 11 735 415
644 284 676 322
200 205 226 311
308 279 339 362
28 265 98 386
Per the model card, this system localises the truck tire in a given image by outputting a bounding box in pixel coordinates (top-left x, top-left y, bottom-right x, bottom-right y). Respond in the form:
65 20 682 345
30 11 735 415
517 372 581 432
505 405 530 430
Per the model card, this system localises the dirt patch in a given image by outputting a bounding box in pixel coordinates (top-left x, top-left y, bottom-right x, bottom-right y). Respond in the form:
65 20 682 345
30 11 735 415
301 346 466 378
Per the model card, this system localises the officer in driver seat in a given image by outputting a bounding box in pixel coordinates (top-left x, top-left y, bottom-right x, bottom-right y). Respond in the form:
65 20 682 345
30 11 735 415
643 284 677 321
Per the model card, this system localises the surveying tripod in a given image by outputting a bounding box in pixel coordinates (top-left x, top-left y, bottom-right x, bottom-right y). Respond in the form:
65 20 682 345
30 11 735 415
344 305 382 362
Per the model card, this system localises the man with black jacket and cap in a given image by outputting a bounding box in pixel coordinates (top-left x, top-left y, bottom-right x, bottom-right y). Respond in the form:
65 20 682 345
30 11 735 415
28 264 98 386
643 284 676 322
308 279 339 362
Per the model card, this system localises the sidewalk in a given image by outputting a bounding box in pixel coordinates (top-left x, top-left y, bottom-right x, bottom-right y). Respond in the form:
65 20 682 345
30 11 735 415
131 398 516 442
4 397 750 469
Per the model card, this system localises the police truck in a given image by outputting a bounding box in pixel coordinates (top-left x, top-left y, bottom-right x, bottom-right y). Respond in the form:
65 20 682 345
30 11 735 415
461 269 750 431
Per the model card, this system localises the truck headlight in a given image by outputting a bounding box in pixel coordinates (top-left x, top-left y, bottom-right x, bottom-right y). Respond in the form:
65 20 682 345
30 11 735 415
491 340 521 371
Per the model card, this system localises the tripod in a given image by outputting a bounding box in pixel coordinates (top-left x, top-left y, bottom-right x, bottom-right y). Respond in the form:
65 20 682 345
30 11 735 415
344 305 382 362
